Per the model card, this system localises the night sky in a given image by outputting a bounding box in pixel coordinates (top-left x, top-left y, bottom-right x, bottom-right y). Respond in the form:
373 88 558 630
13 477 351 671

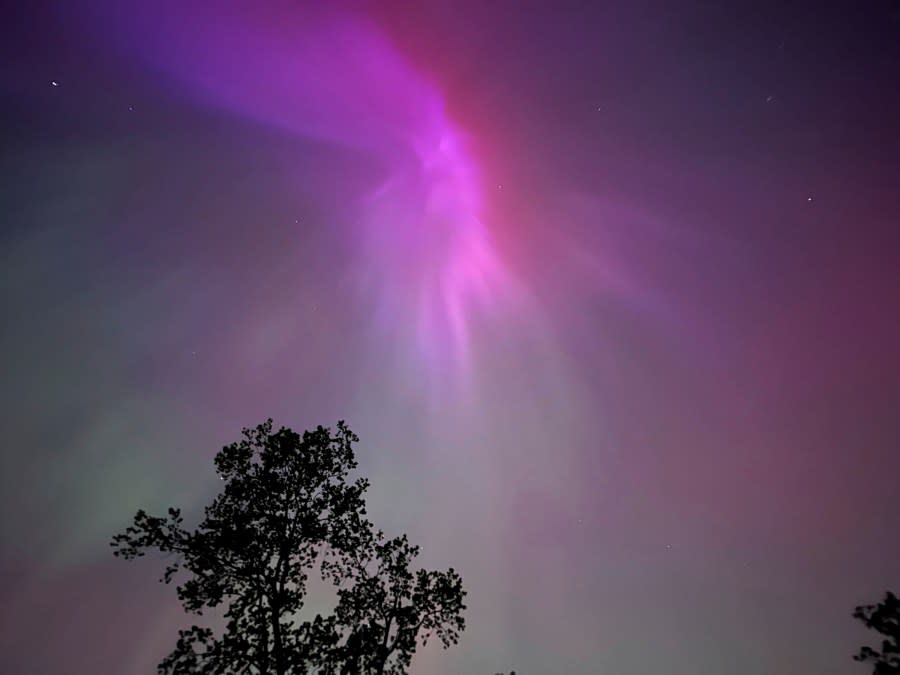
2 2 900 674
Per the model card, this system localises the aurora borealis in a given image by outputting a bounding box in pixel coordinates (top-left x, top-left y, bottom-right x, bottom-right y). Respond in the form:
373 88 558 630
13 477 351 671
2 1 900 674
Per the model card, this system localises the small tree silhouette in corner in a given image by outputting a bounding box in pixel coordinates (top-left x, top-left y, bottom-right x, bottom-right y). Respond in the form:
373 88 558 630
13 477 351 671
112 419 465 675
853 591 900 674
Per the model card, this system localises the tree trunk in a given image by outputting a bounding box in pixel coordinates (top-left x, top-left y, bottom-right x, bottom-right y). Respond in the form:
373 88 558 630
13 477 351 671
271 589 285 675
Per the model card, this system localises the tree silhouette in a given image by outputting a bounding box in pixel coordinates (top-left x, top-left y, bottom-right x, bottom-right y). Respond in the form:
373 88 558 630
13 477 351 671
853 591 900 674
112 420 465 675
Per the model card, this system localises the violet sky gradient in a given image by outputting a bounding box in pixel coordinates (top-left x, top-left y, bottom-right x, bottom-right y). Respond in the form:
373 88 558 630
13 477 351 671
2 2 900 674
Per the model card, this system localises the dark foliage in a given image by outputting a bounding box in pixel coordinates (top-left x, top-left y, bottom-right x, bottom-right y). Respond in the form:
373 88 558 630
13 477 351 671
112 420 465 675
854 591 900 674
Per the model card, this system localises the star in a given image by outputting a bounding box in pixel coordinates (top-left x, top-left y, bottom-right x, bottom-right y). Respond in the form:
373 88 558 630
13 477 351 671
50 80 59 87
128 105 134 111
665 543 672 550
766 95 775 103
807 196 813 202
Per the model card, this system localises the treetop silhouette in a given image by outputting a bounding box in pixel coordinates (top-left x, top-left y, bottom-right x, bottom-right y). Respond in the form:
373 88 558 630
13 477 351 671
112 419 465 675
854 591 900 674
